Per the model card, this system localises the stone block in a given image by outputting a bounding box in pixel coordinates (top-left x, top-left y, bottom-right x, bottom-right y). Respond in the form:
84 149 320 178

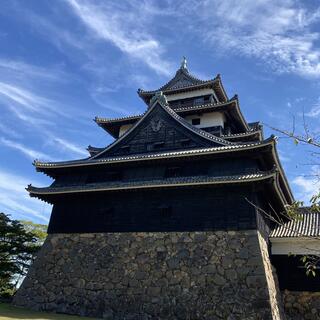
14 230 285 320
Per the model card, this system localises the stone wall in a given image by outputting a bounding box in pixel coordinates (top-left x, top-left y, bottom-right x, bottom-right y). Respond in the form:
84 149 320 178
283 290 320 320
14 231 284 319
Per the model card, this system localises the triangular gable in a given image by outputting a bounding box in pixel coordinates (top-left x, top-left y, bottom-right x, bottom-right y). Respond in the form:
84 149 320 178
92 94 232 159
159 68 205 91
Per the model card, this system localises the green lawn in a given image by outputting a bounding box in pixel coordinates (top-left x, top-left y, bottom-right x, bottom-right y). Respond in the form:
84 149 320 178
0 303 98 320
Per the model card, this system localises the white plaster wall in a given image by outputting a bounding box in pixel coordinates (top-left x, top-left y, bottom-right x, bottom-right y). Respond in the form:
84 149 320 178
166 88 214 101
119 124 133 136
271 238 320 255
184 112 225 128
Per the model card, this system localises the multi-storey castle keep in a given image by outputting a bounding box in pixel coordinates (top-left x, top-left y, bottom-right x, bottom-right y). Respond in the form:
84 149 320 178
14 59 320 319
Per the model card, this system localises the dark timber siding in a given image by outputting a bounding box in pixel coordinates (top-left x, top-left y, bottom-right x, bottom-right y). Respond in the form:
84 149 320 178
47 185 257 233
272 255 320 291
52 157 259 187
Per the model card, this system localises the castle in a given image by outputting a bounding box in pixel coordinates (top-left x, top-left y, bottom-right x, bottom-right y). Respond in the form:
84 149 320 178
14 59 320 319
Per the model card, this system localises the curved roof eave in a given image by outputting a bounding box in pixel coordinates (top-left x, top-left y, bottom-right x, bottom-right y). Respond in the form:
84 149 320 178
33 138 273 171
27 170 277 198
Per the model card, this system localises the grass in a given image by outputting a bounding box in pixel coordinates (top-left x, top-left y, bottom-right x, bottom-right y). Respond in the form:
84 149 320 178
0 303 98 320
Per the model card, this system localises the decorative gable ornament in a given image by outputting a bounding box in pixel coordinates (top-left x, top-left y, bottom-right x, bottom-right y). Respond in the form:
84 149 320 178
150 118 163 132
149 91 168 108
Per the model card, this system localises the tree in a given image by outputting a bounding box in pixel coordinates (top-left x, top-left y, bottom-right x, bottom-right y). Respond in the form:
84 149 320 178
0 213 45 298
19 220 47 246
262 122 320 275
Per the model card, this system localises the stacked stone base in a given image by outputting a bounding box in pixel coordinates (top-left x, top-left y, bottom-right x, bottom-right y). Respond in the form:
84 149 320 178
14 231 284 319
283 291 320 320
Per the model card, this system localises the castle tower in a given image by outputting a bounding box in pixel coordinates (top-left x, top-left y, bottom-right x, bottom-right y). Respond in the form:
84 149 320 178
14 60 291 319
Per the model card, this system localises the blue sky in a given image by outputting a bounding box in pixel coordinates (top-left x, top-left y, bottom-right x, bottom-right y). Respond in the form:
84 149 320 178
1 0 320 223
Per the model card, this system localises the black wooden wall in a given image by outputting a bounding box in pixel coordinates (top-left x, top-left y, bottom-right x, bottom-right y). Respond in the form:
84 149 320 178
52 157 259 187
48 185 257 233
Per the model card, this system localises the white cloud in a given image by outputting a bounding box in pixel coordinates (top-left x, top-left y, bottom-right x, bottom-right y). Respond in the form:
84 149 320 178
0 58 68 82
0 81 67 124
293 166 320 203
0 137 56 161
0 169 50 222
65 0 173 76
0 123 22 138
185 0 320 78
306 98 320 118
0 82 45 111
52 137 88 157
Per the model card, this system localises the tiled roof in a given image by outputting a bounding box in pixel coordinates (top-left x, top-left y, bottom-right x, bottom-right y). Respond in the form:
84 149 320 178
27 170 276 195
248 122 261 131
222 131 260 138
95 114 143 124
270 208 320 238
138 68 216 94
87 145 104 156
34 139 270 168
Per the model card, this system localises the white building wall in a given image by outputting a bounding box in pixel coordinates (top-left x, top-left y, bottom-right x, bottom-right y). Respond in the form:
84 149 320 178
271 238 320 255
119 124 133 136
166 88 215 101
119 111 225 136
184 112 225 128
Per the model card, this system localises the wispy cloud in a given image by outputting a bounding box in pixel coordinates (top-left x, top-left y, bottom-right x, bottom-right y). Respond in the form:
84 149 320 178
278 150 290 163
183 0 320 78
0 81 50 111
0 58 68 82
0 137 57 161
0 123 22 138
306 98 320 118
65 0 173 76
0 81 68 125
51 137 88 157
293 166 320 203
0 169 50 222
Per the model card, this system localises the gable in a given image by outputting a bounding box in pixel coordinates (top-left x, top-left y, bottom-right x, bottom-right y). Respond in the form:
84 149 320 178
94 102 224 159
166 74 197 90
160 69 203 91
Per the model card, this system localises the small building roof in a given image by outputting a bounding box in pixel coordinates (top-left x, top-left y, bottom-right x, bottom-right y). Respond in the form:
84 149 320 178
270 208 320 238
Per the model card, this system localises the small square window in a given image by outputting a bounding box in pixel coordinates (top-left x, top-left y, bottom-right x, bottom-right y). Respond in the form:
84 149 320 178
192 118 201 125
